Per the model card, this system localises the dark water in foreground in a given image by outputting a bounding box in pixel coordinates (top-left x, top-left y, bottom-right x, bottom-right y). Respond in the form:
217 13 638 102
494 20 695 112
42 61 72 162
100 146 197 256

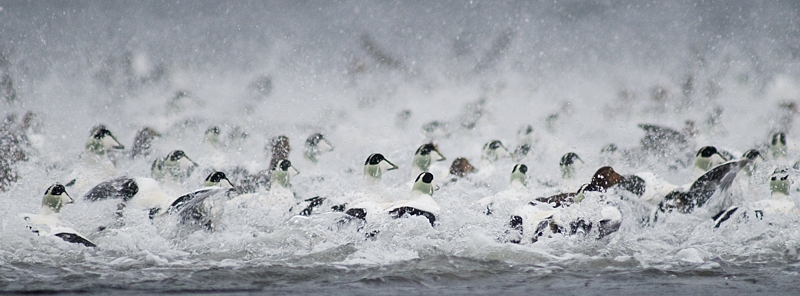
3 257 798 295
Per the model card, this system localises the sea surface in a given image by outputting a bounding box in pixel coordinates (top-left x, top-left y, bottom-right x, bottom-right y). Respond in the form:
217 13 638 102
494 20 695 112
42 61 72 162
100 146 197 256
2 1 800 294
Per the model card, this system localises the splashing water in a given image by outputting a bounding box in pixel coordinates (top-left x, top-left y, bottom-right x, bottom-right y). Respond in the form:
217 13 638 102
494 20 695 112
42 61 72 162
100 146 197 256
2 1 800 294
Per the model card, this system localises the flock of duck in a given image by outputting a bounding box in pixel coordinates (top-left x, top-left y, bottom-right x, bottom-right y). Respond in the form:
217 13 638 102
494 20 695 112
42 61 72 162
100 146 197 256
3 114 799 248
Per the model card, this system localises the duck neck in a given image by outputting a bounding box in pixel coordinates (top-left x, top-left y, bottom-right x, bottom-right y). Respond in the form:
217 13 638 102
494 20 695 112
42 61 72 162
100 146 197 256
364 165 382 185
510 173 526 189
770 180 790 197
85 140 106 156
413 155 431 175
271 171 291 189
41 195 62 214
412 183 433 197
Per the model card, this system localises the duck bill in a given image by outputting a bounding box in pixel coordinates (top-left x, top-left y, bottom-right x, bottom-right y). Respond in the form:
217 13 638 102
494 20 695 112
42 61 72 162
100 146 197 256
186 156 200 167
498 143 511 158
290 165 300 175
220 178 235 189
319 139 335 152
179 156 199 169
103 134 126 150
434 148 446 162
383 159 399 171
64 192 75 204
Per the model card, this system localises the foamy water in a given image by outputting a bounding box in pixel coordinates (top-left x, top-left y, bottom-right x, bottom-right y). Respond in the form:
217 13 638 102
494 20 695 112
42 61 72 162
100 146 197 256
2 1 800 294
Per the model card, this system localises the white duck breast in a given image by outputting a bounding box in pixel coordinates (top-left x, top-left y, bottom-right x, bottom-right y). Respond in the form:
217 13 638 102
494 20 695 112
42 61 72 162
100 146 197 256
387 172 440 226
20 184 96 247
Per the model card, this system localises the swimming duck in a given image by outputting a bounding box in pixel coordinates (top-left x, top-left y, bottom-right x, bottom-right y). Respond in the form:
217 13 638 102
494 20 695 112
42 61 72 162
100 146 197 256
162 171 236 230
512 125 536 160
202 126 223 149
559 152 584 191
449 157 475 178
84 176 172 212
475 140 510 179
65 126 126 190
534 166 623 208
256 159 301 212
599 143 621 165
151 150 199 182
771 132 787 160
267 135 290 172
712 167 800 227
411 142 446 179
693 146 728 178
476 164 528 216
507 183 597 243
387 172 440 226
638 121 696 153
20 184 96 247
303 133 334 163
741 149 764 176
130 127 161 158
481 140 509 164
611 160 752 217
343 154 401 222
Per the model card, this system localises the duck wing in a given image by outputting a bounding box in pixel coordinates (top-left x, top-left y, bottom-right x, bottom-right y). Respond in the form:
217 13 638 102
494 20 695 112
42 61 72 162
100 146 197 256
638 124 689 152
686 159 750 208
84 177 138 201
53 230 97 247
535 192 575 208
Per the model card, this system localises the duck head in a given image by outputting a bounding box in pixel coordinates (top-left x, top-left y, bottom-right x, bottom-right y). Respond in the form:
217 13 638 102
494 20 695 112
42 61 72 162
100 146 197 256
203 171 234 188
363 153 398 186
271 159 299 189
770 167 791 197
694 146 728 172
203 125 222 148
41 184 73 215
559 152 583 179
481 140 509 163
304 133 334 162
510 164 528 189
412 143 446 175
85 125 125 155
152 150 199 181
131 127 161 158
771 132 787 159
411 172 436 196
